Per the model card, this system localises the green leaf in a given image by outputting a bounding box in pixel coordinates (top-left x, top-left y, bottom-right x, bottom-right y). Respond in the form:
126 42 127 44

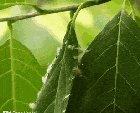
0 26 45 112
34 22 78 113
66 11 140 113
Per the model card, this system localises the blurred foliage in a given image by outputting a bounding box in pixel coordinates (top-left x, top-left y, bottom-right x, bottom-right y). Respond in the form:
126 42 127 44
133 0 140 26
12 20 60 67
0 0 37 10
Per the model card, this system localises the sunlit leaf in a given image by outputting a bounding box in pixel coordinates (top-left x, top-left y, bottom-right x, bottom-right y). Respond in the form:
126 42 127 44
0 25 45 112
34 22 78 113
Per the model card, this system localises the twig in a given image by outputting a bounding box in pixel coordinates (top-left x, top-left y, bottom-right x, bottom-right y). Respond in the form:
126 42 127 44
0 0 111 23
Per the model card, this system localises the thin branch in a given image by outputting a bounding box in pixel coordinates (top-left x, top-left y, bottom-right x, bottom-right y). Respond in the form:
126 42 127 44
0 0 111 23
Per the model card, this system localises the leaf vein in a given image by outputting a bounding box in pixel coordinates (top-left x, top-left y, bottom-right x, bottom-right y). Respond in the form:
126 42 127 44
0 70 11 78
120 42 140 66
116 104 126 113
92 43 117 63
87 65 116 92
0 58 10 63
15 73 38 91
100 101 114 113
13 58 41 77
121 21 139 40
120 74 136 94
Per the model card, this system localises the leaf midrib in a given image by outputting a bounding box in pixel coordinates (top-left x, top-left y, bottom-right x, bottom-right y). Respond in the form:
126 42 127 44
114 1 126 111
9 30 16 110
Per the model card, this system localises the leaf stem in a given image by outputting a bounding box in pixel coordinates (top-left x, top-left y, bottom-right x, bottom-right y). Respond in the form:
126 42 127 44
71 1 100 27
0 0 110 23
